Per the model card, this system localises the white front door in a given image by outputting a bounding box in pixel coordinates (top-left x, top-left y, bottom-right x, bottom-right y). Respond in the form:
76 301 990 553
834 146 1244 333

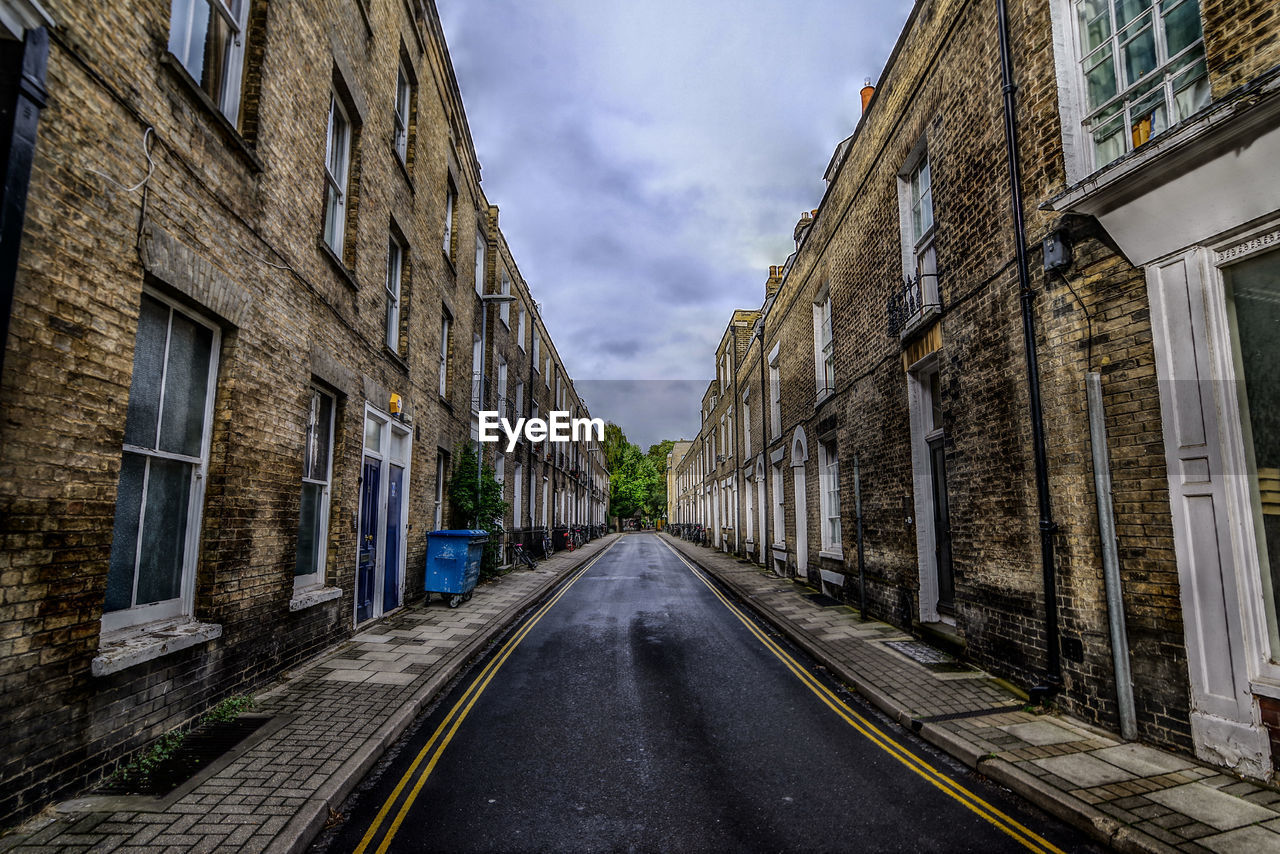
1148 245 1272 777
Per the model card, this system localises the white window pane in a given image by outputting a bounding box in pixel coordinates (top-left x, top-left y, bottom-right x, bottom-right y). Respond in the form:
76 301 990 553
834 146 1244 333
136 458 193 605
365 415 382 453
124 295 170 449
295 481 324 577
105 453 147 612
158 311 213 457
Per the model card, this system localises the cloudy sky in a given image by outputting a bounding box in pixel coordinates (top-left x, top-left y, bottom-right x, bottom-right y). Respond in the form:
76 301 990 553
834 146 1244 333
438 1 913 449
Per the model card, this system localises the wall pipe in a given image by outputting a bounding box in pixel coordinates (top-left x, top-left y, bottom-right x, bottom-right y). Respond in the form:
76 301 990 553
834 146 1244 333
997 0 1062 700
1087 372 1137 739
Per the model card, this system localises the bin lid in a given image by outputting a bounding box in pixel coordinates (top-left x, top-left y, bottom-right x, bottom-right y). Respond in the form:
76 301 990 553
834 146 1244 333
428 529 490 537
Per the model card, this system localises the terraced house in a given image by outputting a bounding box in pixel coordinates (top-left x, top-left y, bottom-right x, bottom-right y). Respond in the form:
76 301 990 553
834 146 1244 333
0 0 603 823
677 0 1280 783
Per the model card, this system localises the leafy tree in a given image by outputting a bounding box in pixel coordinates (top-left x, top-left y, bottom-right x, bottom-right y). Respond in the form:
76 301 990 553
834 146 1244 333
446 443 508 577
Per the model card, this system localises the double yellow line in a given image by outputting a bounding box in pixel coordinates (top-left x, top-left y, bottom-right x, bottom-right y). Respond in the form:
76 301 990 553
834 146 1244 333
657 538 1066 854
354 539 618 854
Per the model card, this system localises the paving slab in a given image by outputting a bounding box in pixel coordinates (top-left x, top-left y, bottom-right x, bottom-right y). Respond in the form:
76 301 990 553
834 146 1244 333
1147 783 1280 830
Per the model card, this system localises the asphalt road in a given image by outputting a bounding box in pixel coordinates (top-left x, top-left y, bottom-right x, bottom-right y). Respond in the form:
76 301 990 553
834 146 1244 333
316 533 1100 853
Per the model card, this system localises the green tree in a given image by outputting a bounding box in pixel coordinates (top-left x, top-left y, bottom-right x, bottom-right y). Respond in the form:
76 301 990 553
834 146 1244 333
446 443 508 577
646 439 676 518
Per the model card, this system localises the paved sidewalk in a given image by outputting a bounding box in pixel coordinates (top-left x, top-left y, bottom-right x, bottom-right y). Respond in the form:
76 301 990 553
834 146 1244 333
662 534 1280 854
0 535 619 854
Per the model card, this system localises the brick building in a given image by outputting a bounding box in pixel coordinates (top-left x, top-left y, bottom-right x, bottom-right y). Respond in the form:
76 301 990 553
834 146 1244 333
678 0 1280 783
0 0 603 823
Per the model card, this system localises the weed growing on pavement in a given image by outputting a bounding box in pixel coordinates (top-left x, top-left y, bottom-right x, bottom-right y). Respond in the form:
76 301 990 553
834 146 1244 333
110 694 255 788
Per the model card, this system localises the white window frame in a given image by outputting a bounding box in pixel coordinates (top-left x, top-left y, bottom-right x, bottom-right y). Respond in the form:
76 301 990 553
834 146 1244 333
434 451 447 529
385 236 404 353
743 389 752 459
771 460 786 550
475 229 486 296
818 437 842 555
167 0 249 124
499 268 511 326
515 381 524 418
471 335 482 412
532 332 541 369
1049 0 1209 180
323 93 351 257
394 61 411 165
103 290 221 633
437 311 451 398
896 142 938 319
516 303 526 351
443 177 456 259
813 287 835 400
514 462 523 525
295 386 336 590
768 342 781 439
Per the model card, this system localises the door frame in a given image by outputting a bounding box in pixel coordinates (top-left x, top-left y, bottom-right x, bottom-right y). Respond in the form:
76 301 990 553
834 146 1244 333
353 405 411 627
907 353 949 624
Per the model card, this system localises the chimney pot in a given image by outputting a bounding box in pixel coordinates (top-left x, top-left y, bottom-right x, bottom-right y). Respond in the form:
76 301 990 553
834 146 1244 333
860 79 875 112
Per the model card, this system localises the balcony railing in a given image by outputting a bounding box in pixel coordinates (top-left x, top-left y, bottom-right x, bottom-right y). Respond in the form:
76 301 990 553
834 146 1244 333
887 272 941 337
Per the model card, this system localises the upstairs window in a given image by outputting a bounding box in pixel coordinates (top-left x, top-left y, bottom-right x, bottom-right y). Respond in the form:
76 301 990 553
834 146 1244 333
443 178 457 260
385 236 405 353
500 268 512 326
1073 0 1208 168
393 60 414 166
516 302 526 350
768 344 781 439
475 230 486 295
323 94 351 258
532 332 541 367
813 290 834 398
437 311 451 397
168 0 250 125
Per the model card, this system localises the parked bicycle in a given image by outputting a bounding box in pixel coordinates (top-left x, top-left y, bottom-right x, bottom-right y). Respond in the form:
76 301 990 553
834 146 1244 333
541 531 553 561
511 541 536 570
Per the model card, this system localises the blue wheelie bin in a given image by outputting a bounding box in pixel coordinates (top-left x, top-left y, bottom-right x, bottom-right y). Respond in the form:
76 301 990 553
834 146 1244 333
425 530 489 608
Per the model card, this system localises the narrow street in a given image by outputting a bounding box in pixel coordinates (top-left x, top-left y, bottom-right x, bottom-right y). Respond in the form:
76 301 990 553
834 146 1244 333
317 534 1098 853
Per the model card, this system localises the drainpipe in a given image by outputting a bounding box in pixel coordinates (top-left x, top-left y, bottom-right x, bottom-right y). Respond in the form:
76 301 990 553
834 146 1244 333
0 26 48 382
1087 372 1137 739
760 334 770 561
997 0 1061 701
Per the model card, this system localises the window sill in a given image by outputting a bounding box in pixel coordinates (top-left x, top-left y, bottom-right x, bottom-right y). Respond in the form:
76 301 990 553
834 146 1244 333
158 54 263 174
289 585 343 612
384 346 410 375
898 304 942 343
318 238 359 291
393 152 415 194
92 619 223 677
819 548 845 561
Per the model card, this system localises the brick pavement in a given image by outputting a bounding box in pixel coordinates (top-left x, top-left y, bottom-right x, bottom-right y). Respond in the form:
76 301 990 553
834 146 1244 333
0 535 619 854
661 534 1280 854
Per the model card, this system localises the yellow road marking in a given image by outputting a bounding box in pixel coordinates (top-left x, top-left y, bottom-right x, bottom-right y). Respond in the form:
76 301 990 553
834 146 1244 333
657 537 1066 854
355 538 620 854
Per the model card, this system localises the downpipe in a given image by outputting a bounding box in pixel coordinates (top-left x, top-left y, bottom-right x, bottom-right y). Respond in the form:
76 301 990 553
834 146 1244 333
1087 372 1138 739
997 0 1062 701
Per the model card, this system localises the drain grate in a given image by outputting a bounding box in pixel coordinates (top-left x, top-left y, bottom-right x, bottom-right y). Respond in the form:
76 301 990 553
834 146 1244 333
883 640 975 673
96 717 271 796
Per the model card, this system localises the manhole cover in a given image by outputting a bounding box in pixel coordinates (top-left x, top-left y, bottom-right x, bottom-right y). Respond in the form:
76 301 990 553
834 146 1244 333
95 717 271 796
883 640 975 672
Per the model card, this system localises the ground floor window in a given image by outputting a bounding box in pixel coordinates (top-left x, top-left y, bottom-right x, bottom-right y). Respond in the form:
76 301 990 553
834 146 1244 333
295 386 336 588
104 292 220 632
819 438 841 552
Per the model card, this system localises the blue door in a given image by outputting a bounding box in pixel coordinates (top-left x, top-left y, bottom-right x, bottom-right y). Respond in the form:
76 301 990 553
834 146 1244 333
356 456 380 624
383 464 405 613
